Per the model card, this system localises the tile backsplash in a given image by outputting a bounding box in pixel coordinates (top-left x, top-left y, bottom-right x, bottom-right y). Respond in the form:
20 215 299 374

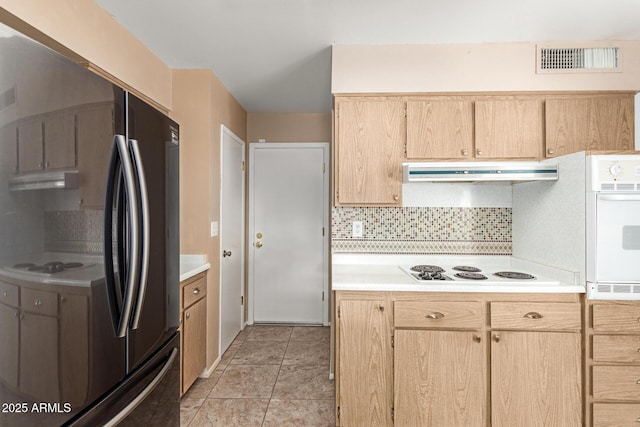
44 210 104 253
331 206 512 255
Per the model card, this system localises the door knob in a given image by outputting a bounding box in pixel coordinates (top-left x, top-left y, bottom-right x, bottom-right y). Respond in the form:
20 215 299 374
256 232 263 238
256 241 263 248
223 250 232 257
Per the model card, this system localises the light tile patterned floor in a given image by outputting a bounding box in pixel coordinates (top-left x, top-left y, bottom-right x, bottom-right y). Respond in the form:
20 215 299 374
180 325 335 427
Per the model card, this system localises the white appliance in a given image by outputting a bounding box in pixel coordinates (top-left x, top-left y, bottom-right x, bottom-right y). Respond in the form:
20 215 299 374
587 155 640 299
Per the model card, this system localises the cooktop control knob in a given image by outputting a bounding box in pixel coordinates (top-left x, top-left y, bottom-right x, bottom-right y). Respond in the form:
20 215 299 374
609 163 623 176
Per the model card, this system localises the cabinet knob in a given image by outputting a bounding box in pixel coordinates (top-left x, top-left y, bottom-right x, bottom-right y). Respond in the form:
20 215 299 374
493 334 501 343
476 149 483 156
38 162 43 168
34 299 42 307
2 291 7 297
425 312 445 319
473 334 481 343
377 304 384 312
193 288 200 294
393 195 399 202
461 149 468 156
186 312 191 319
547 148 555 155
45 161 50 168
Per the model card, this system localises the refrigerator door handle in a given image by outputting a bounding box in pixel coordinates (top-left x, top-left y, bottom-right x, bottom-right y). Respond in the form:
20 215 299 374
113 135 142 337
129 139 150 330
103 347 178 427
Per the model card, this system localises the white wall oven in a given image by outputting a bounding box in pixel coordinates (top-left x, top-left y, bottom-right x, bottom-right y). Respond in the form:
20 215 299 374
587 155 640 299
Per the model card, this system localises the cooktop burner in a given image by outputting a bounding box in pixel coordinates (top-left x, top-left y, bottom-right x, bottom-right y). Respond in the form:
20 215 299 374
410 265 444 273
494 271 535 280
12 261 85 274
454 272 488 280
453 266 481 272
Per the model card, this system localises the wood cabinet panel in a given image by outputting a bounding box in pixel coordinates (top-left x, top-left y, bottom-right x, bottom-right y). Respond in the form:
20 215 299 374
491 331 581 427
183 274 206 308
18 119 44 173
182 296 206 393
21 287 58 316
490 302 581 331
20 311 59 402
394 329 485 427
593 335 640 363
475 98 543 159
0 302 19 388
59 293 89 407
335 99 405 205
406 99 473 159
394 300 483 329
593 303 640 332
338 299 392 427
44 110 76 170
546 96 634 157
593 403 640 427
593 366 640 401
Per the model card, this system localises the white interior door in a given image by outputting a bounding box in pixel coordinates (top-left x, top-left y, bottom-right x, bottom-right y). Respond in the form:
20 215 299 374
249 143 329 324
220 126 245 354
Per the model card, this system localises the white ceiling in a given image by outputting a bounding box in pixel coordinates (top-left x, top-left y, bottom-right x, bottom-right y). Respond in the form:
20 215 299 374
95 0 640 114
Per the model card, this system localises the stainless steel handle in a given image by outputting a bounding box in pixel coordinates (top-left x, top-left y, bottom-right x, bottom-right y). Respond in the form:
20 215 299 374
104 348 178 427
493 334 501 343
524 312 543 319
115 135 141 338
223 250 232 257
129 139 149 330
425 312 445 319
598 194 640 202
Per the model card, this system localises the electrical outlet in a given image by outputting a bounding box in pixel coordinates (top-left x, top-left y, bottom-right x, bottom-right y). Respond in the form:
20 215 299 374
352 221 363 238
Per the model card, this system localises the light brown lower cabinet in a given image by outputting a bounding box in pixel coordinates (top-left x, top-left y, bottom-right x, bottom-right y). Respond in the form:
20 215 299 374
180 272 207 395
335 291 583 427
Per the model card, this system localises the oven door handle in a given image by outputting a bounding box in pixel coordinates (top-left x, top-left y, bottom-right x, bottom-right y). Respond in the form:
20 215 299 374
597 194 640 201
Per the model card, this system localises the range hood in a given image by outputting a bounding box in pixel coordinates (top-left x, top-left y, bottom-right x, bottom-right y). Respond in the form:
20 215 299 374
9 170 79 191
403 161 558 183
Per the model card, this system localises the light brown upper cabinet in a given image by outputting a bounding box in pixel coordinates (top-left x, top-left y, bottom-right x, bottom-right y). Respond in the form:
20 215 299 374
475 98 544 159
545 94 634 157
406 99 473 160
335 98 405 205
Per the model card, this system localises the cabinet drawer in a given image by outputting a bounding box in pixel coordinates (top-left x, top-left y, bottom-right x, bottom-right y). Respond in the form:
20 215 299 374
593 335 640 363
394 301 483 329
593 366 640 401
490 302 580 330
593 403 640 427
21 287 58 316
183 275 206 308
593 303 640 332
0 281 19 307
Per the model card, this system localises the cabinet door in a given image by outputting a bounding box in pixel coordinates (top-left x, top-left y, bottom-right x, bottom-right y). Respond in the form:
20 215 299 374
0 123 18 174
491 331 581 427
336 99 405 205
182 296 206 394
44 110 76 170
475 99 543 159
395 329 485 427
76 104 113 208
59 293 89 407
406 99 473 159
338 299 392 426
17 119 44 172
0 302 19 388
20 312 59 402
546 96 634 157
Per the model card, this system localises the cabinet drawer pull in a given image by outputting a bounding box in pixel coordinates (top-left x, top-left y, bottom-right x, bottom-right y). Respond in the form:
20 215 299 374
193 288 200 294
524 312 543 319
461 149 468 156
636 379 640 384
2 291 7 297
493 334 501 343
425 312 444 319
34 299 42 307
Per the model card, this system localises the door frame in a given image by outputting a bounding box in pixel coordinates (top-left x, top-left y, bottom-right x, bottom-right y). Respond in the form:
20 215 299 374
248 142 330 325
219 125 246 355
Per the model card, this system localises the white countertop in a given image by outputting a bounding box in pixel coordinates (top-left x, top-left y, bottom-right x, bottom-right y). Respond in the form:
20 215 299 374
180 254 210 282
332 254 585 293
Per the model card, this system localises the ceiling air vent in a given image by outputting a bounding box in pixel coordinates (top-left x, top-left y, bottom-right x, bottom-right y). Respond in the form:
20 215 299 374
0 86 16 110
537 45 620 73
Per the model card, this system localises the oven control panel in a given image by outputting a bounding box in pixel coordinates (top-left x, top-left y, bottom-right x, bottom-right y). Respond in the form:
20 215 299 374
587 155 640 192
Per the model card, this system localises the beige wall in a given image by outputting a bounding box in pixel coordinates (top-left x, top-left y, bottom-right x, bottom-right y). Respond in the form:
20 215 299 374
0 1 172 111
332 42 640 94
247 113 331 143
172 69 247 369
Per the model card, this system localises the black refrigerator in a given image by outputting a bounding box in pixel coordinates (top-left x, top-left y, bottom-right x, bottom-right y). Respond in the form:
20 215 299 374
0 20 180 427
